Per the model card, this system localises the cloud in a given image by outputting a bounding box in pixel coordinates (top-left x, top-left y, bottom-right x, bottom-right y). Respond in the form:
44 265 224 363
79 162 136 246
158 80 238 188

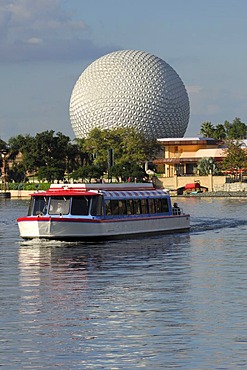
0 0 116 62
187 85 202 95
1 0 85 31
26 37 43 45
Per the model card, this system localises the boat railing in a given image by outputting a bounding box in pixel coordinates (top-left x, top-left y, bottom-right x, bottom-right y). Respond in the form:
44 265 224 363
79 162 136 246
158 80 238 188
172 207 184 215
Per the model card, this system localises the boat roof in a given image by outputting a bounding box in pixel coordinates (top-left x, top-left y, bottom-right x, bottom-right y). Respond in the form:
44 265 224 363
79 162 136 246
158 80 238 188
101 189 168 199
49 182 155 191
30 183 169 198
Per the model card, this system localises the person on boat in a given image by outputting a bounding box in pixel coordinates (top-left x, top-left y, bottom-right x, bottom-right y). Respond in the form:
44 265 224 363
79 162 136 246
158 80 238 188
173 202 181 215
55 202 64 214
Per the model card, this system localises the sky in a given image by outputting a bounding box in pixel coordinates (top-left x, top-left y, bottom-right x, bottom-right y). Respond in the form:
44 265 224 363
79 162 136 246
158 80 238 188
1 0 247 142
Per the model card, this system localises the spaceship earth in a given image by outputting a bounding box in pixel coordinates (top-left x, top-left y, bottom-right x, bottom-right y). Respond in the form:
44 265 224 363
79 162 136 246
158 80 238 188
69 50 190 140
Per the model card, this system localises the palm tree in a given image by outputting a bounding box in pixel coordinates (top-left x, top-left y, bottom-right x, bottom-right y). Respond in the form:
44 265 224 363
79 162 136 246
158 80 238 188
200 122 215 138
197 157 217 175
214 124 226 140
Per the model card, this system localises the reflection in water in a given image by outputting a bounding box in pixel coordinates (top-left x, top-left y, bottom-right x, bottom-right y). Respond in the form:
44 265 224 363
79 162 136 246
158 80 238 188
16 235 194 368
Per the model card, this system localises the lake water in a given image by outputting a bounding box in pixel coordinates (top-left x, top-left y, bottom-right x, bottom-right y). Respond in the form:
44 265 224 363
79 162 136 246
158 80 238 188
1 197 247 369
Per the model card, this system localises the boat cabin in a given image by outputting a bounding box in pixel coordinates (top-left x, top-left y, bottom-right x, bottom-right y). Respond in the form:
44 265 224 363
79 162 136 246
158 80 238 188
28 183 174 219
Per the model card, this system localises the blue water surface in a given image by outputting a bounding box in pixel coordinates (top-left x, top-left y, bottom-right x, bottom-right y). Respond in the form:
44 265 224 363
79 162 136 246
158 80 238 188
1 197 247 369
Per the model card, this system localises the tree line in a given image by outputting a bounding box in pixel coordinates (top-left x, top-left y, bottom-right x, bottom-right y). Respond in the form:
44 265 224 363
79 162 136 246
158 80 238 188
199 117 247 176
2 117 247 184
0 127 161 184
200 117 247 140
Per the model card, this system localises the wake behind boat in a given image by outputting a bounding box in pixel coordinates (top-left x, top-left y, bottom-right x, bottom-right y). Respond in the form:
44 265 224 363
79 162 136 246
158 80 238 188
17 182 190 241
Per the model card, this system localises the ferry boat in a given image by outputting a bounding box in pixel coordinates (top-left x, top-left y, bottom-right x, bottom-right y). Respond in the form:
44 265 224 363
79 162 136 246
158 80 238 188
17 183 190 241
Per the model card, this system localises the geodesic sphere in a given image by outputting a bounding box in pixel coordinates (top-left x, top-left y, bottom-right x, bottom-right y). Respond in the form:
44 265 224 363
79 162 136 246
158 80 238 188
69 50 190 139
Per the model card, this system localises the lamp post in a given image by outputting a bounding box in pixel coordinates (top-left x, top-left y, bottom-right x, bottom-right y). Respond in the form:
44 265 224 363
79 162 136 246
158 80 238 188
0 148 10 198
1 150 7 192
107 148 114 183
65 155 69 183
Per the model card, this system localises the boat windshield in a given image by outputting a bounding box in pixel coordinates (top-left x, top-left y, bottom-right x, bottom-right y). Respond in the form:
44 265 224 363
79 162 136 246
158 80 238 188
70 196 90 215
28 196 49 216
28 194 104 217
70 195 103 216
49 196 70 215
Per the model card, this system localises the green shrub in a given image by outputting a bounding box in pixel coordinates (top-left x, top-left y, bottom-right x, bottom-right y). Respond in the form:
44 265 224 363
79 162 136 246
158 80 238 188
8 183 51 191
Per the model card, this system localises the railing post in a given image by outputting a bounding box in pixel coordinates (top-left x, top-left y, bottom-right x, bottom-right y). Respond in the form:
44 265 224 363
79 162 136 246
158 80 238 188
208 171 213 192
174 172 178 189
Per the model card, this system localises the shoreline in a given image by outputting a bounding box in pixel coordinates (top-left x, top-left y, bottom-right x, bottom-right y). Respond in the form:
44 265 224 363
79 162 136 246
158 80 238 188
0 190 31 198
2 189 247 199
175 191 247 197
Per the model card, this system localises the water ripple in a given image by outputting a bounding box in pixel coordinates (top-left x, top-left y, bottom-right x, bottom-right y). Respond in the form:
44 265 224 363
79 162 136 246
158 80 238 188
1 199 247 368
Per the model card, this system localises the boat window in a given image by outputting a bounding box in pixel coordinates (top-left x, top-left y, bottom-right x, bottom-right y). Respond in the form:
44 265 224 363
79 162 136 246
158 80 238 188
105 197 168 216
126 199 133 215
71 196 90 215
118 200 127 215
105 199 128 216
160 198 169 213
30 196 49 216
49 196 70 215
148 198 169 214
105 200 111 215
91 196 103 216
28 198 35 216
149 198 156 214
133 199 141 214
140 199 148 214
110 199 119 215
156 198 169 213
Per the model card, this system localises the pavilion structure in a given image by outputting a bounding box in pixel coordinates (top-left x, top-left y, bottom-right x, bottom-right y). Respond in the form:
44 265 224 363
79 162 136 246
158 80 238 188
154 137 226 177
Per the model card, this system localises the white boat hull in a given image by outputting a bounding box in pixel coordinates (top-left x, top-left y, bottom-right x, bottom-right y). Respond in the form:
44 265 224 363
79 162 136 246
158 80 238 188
18 214 190 241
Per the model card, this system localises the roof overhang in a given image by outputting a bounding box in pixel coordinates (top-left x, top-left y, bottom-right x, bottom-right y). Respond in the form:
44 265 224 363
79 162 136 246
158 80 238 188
157 137 220 146
180 148 226 158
